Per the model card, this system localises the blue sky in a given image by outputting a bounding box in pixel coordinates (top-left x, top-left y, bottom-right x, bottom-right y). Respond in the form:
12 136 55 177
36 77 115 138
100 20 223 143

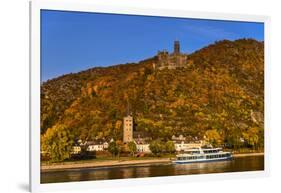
41 10 264 81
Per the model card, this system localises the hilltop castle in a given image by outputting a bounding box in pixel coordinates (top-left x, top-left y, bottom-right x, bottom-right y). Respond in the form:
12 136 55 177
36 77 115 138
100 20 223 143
154 41 189 70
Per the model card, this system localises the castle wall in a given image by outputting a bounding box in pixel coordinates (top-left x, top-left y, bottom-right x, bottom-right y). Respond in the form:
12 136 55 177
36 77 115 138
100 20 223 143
156 52 188 70
155 41 188 70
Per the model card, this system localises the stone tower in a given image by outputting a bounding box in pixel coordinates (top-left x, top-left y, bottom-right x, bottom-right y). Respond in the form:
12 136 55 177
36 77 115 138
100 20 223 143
123 115 133 143
174 40 180 54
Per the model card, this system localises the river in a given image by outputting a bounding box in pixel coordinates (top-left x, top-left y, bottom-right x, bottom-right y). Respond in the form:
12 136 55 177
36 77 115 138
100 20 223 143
41 155 264 184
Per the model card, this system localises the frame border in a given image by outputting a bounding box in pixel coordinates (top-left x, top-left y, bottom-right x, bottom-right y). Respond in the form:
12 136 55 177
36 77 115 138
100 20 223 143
30 0 271 192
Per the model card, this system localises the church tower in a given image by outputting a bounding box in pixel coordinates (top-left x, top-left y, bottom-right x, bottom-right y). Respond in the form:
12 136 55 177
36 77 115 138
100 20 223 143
123 115 133 143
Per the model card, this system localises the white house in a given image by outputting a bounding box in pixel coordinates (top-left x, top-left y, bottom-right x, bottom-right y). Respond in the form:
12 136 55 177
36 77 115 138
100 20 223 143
172 134 186 141
174 141 188 151
103 141 109 149
174 141 204 151
71 145 81 154
86 140 109 152
136 143 151 153
87 144 103 151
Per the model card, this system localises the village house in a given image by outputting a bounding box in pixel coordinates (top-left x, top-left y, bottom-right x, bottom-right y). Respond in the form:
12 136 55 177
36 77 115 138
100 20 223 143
172 134 186 141
136 143 150 153
71 145 82 154
134 137 151 153
86 140 109 152
172 135 203 151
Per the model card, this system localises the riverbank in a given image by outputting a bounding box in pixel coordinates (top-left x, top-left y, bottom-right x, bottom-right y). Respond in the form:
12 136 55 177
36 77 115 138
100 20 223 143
41 157 171 172
41 152 264 172
232 152 264 157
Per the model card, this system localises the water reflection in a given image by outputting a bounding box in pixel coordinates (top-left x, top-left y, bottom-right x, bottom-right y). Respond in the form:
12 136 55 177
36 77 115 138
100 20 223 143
136 167 150 178
41 155 264 184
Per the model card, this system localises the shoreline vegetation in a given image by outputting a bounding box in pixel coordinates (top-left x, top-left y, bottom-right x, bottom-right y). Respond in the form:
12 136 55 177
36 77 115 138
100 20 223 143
41 152 264 172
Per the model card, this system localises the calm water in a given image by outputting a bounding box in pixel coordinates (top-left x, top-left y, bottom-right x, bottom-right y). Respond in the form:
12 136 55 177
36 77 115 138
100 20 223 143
41 155 264 184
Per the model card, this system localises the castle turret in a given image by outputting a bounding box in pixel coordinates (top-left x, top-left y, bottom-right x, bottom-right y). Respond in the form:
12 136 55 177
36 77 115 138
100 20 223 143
174 40 180 54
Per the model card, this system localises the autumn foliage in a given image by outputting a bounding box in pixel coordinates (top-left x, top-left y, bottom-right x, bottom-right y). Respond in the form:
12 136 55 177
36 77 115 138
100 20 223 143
41 39 264 157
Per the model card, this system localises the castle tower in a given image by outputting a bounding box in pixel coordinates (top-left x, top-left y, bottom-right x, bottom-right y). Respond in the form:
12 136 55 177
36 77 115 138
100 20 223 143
123 115 133 143
174 40 180 54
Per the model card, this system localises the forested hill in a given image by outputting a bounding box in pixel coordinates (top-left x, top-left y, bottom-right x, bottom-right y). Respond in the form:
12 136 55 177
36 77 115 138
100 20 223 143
41 39 264 147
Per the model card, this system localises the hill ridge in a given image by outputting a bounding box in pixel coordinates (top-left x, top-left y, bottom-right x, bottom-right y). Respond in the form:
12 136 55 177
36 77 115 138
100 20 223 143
41 38 264 149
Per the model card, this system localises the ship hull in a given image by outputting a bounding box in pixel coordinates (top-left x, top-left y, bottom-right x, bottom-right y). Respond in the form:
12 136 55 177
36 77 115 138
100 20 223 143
172 156 233 164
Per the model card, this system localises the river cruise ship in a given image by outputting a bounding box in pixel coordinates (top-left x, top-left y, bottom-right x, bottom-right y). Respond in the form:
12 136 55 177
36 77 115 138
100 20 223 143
173 147 232 164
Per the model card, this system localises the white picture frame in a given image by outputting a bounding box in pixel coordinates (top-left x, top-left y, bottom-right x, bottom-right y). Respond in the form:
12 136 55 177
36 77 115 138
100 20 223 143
30 0 271 192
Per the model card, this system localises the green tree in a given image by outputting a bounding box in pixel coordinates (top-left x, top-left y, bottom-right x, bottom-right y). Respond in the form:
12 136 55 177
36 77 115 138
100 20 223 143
127 141 137 157
225 129 243 149
149 140 163 156
165 140 175 159
165 140 175 154
41 124 74 162
205 129 222 147
243 127 259 149
108 141 118 157
116 140 124 158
